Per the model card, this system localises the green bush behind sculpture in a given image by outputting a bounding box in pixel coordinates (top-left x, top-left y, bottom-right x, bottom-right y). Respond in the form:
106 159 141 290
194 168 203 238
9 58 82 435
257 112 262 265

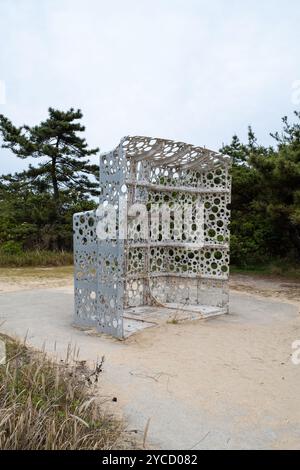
0 108 299 267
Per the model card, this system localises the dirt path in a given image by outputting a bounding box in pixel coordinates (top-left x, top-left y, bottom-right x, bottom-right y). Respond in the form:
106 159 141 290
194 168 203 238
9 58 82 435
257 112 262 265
1 267 299 306
0 266 73 292
230 273 300 306
0 267 300 449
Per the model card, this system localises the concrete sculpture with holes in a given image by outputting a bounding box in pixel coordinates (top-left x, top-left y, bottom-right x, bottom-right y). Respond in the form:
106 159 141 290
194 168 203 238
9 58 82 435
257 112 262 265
73 136 231 338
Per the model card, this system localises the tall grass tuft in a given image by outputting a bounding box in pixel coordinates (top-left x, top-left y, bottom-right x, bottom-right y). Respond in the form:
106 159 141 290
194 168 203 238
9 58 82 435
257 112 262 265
0 334 125 450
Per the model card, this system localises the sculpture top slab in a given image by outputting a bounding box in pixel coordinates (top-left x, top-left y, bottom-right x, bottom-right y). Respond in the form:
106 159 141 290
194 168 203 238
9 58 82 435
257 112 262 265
120 135 231 170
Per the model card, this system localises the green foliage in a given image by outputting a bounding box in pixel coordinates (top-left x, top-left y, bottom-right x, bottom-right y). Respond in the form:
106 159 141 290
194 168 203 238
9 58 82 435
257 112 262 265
222 112 300 266
0 107 300 269
0 240 23 255
0 184 96 251
0 108 98 252
0 108 99 199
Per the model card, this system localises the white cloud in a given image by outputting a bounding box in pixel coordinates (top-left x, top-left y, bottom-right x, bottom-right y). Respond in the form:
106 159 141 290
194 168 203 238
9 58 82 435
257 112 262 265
0 0 300 173
0 80 5 104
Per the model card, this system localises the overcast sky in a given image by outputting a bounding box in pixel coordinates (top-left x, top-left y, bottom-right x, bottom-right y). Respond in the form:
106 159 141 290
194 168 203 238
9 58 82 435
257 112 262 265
0 0 300 174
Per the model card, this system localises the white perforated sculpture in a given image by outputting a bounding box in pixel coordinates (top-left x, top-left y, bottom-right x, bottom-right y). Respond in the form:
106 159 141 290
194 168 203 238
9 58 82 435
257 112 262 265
73 136 231 338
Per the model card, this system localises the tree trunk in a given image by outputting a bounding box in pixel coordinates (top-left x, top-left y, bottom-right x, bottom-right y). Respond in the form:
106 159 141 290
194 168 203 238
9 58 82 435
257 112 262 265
52 137 60 200
51 155 59 199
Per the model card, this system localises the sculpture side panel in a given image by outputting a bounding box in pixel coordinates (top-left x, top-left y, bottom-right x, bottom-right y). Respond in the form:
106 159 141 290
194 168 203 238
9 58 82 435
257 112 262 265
96 146 126 338
73 210 98 327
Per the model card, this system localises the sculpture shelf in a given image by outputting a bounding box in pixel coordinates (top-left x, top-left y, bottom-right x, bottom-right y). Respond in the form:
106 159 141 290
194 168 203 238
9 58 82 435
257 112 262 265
73 136 231 338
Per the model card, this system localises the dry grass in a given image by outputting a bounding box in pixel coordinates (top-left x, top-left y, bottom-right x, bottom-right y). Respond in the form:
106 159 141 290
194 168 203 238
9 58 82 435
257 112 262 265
231 261 300 280
0 250 73 267
0 265 73 280
0 334 125 450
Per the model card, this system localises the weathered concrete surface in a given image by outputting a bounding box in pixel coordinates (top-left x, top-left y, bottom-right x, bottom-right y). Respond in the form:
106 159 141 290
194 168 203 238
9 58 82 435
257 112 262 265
0 287 300 449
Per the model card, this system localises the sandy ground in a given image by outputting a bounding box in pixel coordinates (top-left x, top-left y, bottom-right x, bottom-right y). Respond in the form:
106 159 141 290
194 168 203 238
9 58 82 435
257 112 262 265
0 266 74 292
1 266 299 305
230 273 300 306
0 267 300 449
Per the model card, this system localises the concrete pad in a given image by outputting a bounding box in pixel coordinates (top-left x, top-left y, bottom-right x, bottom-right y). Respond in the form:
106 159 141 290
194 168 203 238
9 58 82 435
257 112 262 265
0 288 300 449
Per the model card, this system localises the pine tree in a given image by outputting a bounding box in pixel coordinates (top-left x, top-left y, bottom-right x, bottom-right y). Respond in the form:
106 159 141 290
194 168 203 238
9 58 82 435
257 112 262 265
0 108 99 200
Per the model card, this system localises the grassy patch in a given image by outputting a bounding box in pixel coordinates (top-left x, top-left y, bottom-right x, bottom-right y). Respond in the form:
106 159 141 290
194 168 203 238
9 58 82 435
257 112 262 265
0 250 73 267
0 333 126 450
0 265 73 279
231 261 300 279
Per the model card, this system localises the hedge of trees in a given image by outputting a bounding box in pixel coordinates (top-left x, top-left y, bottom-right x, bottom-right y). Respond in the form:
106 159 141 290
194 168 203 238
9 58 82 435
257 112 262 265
223 112 300 265
0 108 299 266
